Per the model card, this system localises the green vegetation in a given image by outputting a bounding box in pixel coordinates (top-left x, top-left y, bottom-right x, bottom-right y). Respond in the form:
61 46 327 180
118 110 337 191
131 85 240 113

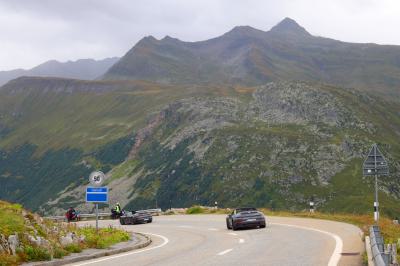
1 78 400 217
186 206 230 215
0 144 91 211
0 201 130 265
0 202 24 237
77 226 130 249
186 206 205 214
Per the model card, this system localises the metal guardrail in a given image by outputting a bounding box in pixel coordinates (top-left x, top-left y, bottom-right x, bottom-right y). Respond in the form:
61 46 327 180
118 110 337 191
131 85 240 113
369 225 391 266
45 208 162 222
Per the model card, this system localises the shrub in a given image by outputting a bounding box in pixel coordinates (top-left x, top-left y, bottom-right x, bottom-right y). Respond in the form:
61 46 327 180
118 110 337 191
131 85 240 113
24 245 51 261
53 247 69 259
0 253 18 266
64 243 82 253
186 206 204 214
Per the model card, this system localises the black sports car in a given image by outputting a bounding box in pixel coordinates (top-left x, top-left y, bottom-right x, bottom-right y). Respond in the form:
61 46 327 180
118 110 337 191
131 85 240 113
226 207 266 230
119 210 153 225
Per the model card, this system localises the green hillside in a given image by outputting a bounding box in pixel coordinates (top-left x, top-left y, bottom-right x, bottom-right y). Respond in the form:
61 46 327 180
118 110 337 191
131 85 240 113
1 77 399 216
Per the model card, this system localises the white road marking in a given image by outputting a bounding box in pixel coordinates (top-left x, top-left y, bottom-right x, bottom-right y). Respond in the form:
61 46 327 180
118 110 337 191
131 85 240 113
72 233 169 266
228 232 238 236
239 238 245 244
178 225 193 228
271 222 343 266
208 228 218 231
217 248 233 256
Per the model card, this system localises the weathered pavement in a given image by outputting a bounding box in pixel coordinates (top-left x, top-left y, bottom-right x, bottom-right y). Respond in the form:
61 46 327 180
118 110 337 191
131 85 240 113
69 215 364 266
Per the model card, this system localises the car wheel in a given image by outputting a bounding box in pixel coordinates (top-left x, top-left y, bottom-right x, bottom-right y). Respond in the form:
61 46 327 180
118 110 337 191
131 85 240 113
120 218 125 225
148 219 153 223
226 219 231 229
232 221 238 231
260 224 266 228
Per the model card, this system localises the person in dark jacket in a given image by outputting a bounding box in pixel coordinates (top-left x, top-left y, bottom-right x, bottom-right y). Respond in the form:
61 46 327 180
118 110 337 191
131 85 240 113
66 207 77 222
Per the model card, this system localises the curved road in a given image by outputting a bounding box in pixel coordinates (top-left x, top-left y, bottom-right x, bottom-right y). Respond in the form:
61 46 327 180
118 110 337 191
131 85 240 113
70 215 364 266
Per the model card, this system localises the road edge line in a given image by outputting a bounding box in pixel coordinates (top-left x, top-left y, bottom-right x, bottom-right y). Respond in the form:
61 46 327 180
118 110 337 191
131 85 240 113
72 232 169 265
271 222 343 266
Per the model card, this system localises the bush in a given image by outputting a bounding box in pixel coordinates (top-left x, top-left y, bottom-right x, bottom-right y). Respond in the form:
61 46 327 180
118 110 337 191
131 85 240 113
53 247 69 259
64 243 82 253
24 245 51 261
0 253 18 266
186 206 204 214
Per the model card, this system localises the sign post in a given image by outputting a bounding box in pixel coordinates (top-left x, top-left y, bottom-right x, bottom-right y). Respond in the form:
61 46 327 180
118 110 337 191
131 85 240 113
363 144 389 223
86 171 107 232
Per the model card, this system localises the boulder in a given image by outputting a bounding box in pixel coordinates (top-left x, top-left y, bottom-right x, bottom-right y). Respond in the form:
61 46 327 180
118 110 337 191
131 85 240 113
60 236 73 247
8 234 19 255
27 235 41 246
0 234 11 254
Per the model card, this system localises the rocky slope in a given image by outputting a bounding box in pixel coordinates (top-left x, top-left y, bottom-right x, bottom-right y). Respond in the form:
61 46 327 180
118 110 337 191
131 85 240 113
26 81 400 216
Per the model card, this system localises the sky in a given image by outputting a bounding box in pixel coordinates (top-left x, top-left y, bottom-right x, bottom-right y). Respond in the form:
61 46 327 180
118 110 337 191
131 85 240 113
0 0 399 71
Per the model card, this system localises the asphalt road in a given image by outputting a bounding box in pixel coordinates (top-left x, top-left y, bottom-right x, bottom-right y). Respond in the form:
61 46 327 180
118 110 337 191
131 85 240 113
69 215 364 266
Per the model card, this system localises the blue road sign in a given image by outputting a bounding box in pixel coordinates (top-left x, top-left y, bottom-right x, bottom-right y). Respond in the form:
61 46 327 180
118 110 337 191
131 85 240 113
86 187 108 203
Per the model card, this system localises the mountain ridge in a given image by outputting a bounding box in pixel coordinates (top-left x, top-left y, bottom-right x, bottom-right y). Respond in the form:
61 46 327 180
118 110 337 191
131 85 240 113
0 57 119 86
102 18 400 97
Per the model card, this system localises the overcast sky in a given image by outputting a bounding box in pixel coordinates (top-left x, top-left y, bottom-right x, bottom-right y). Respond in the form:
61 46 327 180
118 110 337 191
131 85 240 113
0 0 399 71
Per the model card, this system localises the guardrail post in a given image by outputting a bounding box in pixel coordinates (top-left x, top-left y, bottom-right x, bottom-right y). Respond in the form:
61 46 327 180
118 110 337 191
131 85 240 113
391 243 398 265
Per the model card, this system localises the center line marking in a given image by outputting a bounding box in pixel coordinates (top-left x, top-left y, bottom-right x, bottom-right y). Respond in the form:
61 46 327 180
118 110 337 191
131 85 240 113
239 238 245 244
217 248 233 256
228 232 238 236
208 228 218 231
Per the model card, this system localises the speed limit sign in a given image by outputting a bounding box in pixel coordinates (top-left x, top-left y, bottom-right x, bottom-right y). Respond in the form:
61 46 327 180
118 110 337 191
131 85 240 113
89 171 105 187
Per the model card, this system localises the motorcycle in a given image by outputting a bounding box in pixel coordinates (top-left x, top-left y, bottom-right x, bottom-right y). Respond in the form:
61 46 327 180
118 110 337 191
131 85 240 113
111 209 125 219
65 210 80 222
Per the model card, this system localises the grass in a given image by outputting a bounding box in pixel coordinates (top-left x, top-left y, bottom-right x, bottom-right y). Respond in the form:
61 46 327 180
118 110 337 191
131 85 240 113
0 202 25 237
186 205 230 215
0 201 131 265
77 226 130 249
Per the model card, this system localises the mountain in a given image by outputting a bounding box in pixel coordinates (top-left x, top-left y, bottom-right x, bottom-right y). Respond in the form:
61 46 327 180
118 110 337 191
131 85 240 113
103 17 400 97
0 57 119 86
1 76 400 216
1 18 400 216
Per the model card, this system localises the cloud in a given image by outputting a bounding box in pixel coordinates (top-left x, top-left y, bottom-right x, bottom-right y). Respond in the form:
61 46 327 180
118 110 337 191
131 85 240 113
0 0 399 70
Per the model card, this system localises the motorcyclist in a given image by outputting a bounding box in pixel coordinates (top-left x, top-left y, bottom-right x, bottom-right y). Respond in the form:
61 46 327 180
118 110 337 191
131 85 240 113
111 202 122 219
115 202 121 214
66 207 77 222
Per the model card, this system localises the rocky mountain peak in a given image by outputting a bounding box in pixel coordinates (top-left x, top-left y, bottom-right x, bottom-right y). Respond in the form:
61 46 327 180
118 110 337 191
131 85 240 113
224 25 266 39
270 17 310 36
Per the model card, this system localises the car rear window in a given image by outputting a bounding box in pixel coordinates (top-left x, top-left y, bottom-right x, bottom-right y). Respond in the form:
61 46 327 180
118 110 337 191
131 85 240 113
237 208 257 213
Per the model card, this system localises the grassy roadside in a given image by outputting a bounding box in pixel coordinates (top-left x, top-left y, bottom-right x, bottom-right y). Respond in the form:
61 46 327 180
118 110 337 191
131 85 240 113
0 201 130 266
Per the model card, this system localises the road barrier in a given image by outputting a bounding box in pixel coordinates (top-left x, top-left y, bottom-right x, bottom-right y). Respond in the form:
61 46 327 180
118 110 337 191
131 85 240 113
45 208 162 222
369 225 397 266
